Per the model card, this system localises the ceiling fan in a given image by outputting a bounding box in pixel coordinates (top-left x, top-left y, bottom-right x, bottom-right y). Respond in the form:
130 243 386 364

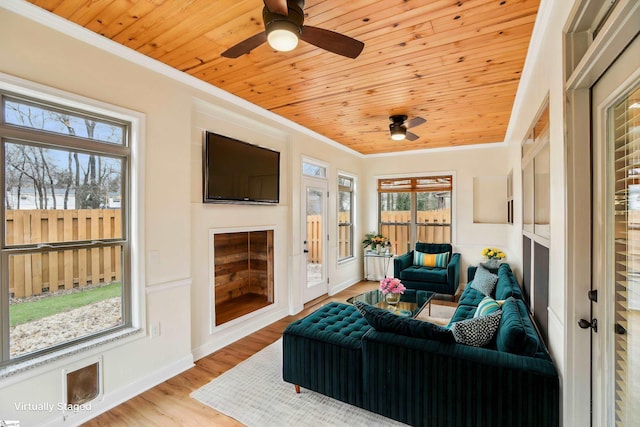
221 0 365 59
389 115 427 141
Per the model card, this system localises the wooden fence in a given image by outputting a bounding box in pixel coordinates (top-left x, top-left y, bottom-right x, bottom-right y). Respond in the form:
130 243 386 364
307 215 323 263
381 209 451 254
6 209 122 298
306 209 450 261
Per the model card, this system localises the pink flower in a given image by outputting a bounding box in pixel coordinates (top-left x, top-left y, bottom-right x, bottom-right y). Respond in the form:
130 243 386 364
380 277 406 295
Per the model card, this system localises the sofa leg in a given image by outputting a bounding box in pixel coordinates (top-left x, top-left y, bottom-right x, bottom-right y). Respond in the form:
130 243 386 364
295 385 300 394
451 294 455 302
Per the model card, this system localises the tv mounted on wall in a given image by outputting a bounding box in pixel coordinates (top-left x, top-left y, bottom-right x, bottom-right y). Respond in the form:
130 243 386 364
203 131 280 205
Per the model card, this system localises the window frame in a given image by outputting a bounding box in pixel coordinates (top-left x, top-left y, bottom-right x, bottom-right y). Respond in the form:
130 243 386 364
0 77 142 370
337 173 355 263
378 175 454 254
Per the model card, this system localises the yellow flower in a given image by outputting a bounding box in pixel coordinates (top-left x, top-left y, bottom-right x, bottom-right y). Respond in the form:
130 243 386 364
482 247 506 260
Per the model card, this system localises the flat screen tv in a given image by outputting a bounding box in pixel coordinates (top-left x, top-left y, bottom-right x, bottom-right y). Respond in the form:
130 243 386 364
203 131 280 204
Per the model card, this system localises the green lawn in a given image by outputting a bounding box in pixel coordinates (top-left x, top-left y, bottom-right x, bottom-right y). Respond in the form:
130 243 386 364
10 283 121 327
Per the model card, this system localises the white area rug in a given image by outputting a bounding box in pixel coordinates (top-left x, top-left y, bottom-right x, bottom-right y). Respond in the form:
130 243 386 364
191 339 407 426
416 302 457 325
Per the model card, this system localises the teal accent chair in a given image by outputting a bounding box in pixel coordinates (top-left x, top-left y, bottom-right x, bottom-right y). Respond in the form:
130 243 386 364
393 243 461 301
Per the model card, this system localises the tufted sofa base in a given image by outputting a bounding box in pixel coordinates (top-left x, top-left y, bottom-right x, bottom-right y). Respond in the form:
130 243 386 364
282 302 372 407
282 265 559 427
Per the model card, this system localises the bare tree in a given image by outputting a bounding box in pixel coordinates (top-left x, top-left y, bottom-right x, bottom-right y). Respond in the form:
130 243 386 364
4 144 27 210
5 104 122 211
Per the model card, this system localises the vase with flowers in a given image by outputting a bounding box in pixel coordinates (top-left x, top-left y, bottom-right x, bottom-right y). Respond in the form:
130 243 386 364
363 232 389 254
380 277 406 305
481 247 506 269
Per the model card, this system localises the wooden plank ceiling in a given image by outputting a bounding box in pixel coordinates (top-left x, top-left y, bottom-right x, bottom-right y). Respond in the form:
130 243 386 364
28 0 540 155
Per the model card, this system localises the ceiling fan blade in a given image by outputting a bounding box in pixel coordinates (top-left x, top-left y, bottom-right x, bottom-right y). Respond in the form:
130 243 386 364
221 32 267 58
405 131 420 141
300 26 364 59
405 117 426 129
264 0 289 15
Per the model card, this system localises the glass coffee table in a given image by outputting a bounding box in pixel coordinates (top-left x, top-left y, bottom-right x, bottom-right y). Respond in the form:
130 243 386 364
347 289 435 318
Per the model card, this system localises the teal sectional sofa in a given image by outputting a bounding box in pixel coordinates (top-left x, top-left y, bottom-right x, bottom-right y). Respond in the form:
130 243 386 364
283 263 559 427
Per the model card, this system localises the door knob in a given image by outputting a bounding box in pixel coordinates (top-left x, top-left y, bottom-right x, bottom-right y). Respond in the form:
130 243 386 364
578 318 598 332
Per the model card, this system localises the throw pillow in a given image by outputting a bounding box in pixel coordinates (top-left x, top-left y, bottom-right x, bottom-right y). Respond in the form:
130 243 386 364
413 250 450 268
450 310 502 347
354 301 454 342
470 265 498 297
495 297 540 356
474 296 501 318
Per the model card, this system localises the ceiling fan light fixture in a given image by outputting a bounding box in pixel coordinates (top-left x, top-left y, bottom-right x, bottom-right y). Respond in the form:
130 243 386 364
389 122 406 140
266 20 300 51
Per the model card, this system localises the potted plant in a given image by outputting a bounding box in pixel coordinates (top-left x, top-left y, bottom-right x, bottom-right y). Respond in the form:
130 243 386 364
380 277 406 305
362 232 388 253
481 247 506 269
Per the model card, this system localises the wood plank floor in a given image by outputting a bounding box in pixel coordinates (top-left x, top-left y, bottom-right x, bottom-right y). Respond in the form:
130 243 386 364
84 282 378 427
82 281 455 426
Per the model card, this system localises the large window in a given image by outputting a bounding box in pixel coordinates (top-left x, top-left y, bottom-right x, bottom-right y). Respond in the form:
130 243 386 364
338 174 354 261
1 91 131 367
379 176 452 255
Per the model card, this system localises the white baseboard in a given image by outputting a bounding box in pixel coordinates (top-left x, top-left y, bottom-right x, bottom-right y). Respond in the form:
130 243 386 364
329 278 360 296
192 307 290 361
289 304 304 315
41 353 194 426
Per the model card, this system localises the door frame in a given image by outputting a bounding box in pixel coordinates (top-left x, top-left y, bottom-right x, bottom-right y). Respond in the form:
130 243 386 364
591 39 640 426
301 171 329 303
565 0 640 424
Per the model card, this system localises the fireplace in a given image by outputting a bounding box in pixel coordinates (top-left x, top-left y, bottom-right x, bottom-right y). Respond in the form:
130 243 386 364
212 229 274 326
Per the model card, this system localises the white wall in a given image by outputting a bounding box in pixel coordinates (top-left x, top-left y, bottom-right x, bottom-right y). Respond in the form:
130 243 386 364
0 4 366 425
504 0 572 349
503 0 583 424
364 145 513 283
188 101 293 357
0 8 195 425
187 98 364 360
0 0 588 424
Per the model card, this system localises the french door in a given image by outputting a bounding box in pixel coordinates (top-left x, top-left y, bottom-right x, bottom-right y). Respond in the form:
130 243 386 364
591 34 640 427
302 177 328 302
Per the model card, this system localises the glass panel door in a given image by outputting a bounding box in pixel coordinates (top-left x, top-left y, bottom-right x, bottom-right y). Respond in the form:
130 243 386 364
592 35 640 426
303 178 327 302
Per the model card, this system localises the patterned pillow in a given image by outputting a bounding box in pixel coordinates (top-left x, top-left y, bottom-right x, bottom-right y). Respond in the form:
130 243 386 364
450 310 502 347
413 250 450 268
353 301 454 342
474 296 501 318
470 265 498 297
